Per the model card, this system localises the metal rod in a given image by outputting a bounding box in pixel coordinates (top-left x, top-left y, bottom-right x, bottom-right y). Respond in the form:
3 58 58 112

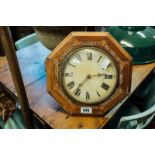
0 26 34 128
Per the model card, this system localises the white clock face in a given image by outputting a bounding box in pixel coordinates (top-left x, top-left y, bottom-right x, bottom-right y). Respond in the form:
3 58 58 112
61 47 118 104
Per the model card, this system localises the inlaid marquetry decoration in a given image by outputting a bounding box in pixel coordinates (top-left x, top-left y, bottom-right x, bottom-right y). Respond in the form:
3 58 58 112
46 32 132 116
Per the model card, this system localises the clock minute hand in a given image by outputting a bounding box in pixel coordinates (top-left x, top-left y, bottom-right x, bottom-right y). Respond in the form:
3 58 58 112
90 73 113 78
90 73 106 78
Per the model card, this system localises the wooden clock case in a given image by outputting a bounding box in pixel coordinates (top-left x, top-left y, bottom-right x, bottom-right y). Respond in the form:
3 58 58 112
46 32 132 116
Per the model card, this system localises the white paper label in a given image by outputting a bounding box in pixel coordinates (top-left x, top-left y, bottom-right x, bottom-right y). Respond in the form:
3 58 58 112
80 107 92 114
101 58 110 69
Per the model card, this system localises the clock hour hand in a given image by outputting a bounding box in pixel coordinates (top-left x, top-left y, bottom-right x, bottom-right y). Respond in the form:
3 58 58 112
73 74 91 94
73 75 89 96
78 74 91 87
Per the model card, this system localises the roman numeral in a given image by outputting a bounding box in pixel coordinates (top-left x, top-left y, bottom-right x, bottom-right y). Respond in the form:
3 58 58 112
105 74 113 79
87 52 92 60
96 91 100 97
101 82 110 91
75 54 82 62
86 91 90 100
74 88 81 96
68 63 76 67
97 56 102 63
67 81 75 89
64 72 73 77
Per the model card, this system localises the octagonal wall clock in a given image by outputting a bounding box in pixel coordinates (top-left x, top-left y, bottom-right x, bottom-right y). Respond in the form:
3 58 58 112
46 32 133 116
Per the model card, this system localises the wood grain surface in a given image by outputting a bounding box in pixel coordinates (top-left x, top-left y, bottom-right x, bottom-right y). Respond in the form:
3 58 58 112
46 32 133 116
0 42 155 128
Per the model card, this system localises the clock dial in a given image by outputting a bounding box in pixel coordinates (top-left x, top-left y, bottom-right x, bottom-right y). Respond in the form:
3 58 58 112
61 47 118 104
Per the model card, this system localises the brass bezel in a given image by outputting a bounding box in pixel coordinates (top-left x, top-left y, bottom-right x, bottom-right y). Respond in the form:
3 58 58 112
59 46 119 105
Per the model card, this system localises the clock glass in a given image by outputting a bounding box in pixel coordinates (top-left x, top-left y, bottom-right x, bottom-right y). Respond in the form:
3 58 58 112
61 47 118 104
